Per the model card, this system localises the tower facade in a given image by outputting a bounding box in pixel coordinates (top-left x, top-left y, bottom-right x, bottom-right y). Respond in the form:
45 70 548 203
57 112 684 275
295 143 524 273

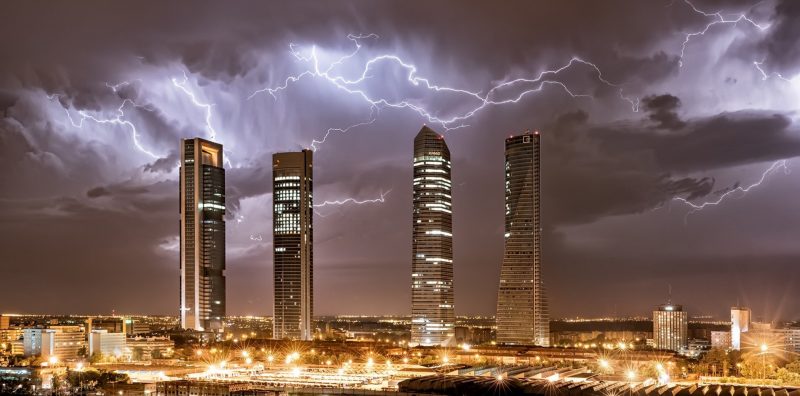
496 132 549 346
180 138 226 332
653 304 688 351
731 306 751 350
272 150 314 340
411 126 454 346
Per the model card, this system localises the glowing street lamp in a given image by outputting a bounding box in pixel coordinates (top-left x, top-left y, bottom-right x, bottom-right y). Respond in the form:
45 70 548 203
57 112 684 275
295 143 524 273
626 370 636 381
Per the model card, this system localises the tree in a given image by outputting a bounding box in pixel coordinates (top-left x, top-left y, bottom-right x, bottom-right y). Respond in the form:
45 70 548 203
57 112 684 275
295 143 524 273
738 352 775 379
775 368 800 386
784 360 800 375
699 348 728 376
89 352 104 364
131 347 144 361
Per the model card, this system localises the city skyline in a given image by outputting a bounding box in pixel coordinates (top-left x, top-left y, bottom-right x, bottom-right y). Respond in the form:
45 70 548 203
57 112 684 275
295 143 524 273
2 1 800 321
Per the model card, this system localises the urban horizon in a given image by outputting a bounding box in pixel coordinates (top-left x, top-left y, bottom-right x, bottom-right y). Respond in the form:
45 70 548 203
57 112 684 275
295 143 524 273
3 1 800 394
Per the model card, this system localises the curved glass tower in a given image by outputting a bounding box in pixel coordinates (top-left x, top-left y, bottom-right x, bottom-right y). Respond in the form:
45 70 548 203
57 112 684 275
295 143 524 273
411 126 454 346
496 132 549 346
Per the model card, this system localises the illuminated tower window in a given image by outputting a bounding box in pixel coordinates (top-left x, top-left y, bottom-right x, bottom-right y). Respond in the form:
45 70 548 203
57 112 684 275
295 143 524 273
272 150 313 341
411 126 454 347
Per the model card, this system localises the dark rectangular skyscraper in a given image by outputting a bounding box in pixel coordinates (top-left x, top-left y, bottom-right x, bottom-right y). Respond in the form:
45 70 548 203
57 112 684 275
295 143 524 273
411 126 454 346
180 138 226 332
496 131 549 346
272 150 313 340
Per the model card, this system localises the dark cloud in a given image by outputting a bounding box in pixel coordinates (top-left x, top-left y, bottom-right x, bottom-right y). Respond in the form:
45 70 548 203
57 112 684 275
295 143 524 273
760 0 800 76
642 94 685 130
543 107 800 225
144 151 179 173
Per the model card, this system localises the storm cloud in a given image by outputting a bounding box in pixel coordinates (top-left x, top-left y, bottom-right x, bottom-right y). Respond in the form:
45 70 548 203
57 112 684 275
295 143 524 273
1 0 799 320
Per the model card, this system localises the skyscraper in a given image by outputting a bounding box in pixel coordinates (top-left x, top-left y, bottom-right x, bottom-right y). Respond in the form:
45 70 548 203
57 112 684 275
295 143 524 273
653 303 688 351
731 306 751 350
411 126 454 346
272 150 314 340
180 138 226 332
496 131 549 346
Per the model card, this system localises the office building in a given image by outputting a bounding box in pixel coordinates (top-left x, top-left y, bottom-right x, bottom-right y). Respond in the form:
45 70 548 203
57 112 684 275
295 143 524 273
41 327 86 361
126 336 175 361
411 126 455 346
496 132 549 346
653 304 688 351
88 330 126 358
0 328 22 343
711 331 732 349
23 329 42 356
180 138 226 332
87 317 124 334
731 306 751 350
0 315 9 330
272 150 313 340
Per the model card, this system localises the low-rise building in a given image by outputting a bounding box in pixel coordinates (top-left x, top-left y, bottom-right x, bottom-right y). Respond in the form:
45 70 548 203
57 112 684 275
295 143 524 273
41 327 85 361
23 329 43 356
88 330 126 358
126 336 175 361
0 328 23 343
710 331 731 349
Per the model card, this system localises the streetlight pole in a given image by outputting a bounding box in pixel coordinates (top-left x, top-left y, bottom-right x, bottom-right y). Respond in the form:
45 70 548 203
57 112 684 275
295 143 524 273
760 343 768 382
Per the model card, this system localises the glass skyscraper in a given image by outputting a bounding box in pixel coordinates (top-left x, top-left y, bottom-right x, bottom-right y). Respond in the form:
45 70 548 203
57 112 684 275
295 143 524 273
272 150 314 340
496 132 549 346
411 126 454 346
180 138 226 332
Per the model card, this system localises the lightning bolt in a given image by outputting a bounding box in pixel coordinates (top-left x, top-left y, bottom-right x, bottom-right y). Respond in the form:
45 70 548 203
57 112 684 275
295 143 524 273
313 189 391 208
171 72 237 168
672 0 797 215
678 0 770 68
47 90 159 159
311 105 379 151
249 33 639 151
753 60 791 82
672 160 789 213
171 72 218 141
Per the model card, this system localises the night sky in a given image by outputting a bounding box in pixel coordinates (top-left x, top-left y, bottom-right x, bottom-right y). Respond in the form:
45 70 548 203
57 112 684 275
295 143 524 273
2 1 799 320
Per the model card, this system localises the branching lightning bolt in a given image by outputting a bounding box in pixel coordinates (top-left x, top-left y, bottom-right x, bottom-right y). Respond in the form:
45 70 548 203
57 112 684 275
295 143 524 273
249 33 639 151
171 72 236 168
672 160 789 213
311 105 379 151
671 1 795 214
47 89 159 159
678 0 769 68
313 189 391 208
171 72 218 141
